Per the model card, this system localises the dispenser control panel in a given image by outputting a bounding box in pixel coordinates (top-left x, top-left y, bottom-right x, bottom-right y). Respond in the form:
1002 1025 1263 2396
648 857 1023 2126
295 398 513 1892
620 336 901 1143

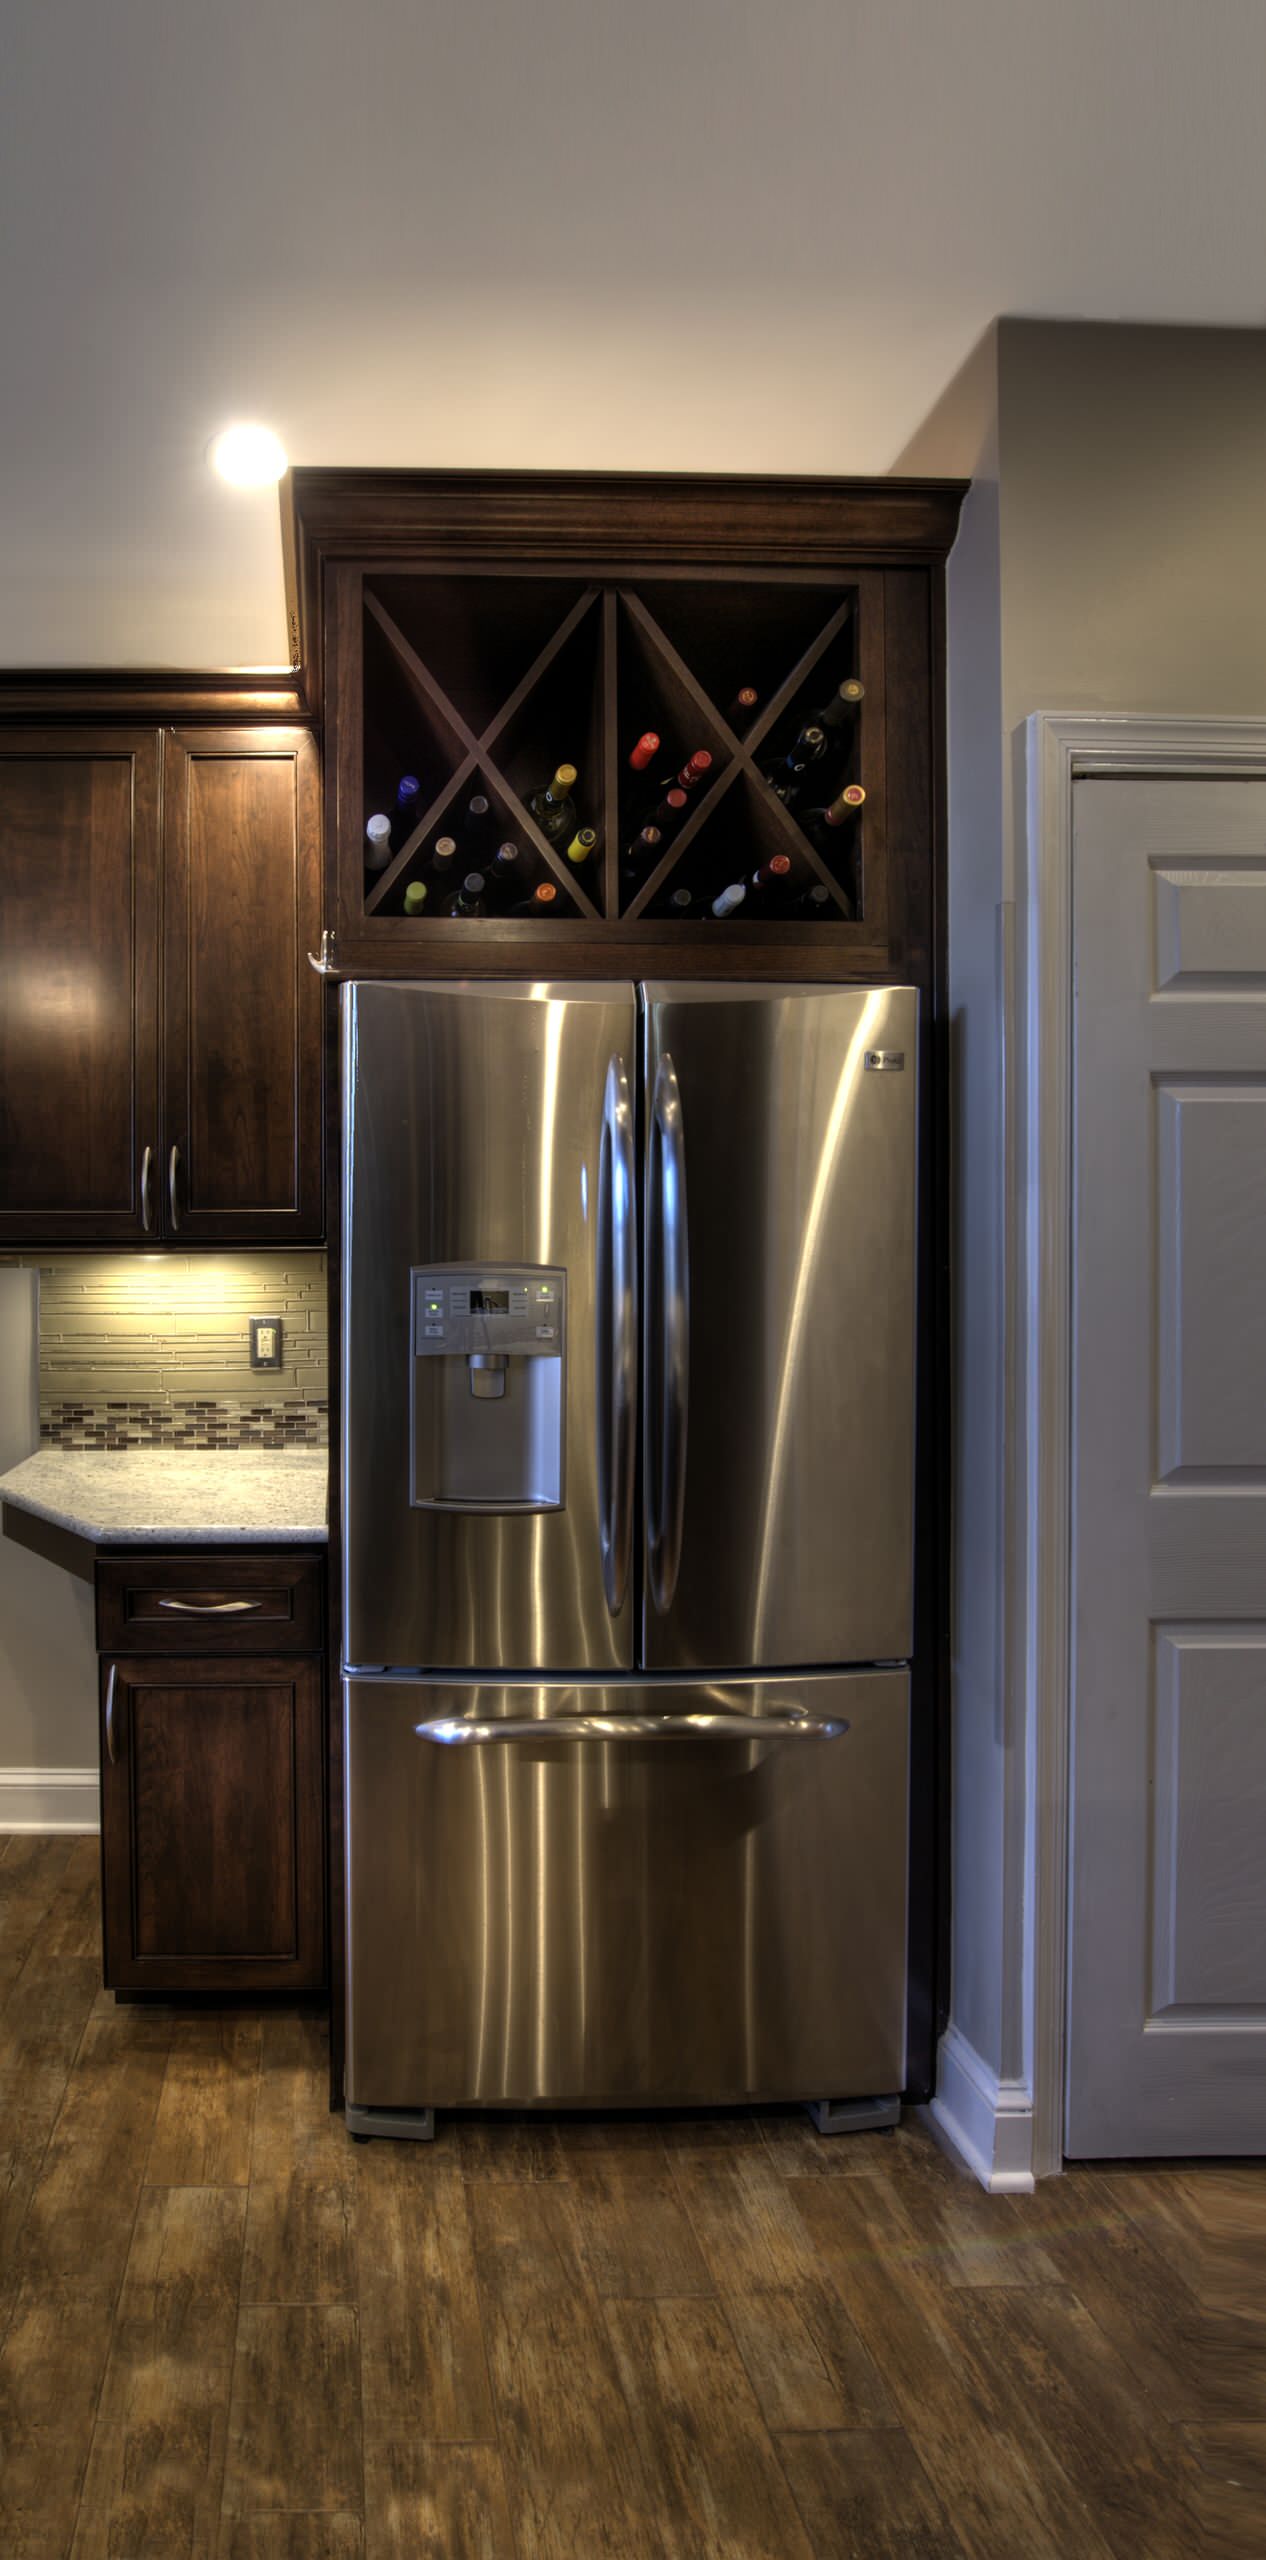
412 1265 566 1357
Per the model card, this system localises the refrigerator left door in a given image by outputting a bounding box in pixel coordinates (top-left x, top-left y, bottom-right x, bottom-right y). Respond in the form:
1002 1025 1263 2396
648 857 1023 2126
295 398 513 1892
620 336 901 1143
342 980 638 1674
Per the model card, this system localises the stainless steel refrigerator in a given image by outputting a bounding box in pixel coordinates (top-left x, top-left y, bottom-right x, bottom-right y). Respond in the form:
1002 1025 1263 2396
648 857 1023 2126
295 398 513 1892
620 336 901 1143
341 978 918 2138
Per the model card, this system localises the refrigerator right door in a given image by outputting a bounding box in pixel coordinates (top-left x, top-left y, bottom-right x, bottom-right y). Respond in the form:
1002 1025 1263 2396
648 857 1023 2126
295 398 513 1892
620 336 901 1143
641 983 918 1672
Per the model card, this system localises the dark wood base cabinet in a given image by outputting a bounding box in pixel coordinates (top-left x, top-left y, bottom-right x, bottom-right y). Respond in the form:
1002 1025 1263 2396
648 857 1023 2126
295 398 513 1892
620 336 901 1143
96 1553 326 1994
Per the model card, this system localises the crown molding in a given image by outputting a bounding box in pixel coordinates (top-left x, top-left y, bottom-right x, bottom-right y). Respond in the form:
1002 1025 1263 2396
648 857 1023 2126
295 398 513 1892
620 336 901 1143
280 465 969 723
0 668 310 722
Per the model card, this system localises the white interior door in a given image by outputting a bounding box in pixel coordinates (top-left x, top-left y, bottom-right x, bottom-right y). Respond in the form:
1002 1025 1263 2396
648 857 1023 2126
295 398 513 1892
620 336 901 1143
1068 776 1266 2156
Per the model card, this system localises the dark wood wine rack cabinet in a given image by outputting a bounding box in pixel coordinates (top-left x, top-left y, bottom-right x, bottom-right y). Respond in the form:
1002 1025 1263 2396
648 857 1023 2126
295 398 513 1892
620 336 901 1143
285 471 965 984
286 472 966 2105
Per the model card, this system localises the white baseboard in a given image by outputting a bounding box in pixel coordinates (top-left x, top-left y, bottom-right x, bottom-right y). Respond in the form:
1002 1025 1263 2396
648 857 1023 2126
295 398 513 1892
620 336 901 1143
931 2021 1037 2192
0 1768 100 1832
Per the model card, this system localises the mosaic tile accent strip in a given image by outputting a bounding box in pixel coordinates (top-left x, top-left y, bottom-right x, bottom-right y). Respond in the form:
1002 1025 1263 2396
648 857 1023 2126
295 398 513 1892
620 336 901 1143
41 1399 327 1451
26 1252 329 1450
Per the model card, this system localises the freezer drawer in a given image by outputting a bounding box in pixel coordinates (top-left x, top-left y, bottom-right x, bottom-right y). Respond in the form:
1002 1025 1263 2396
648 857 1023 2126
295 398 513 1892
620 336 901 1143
345 1668 909 2111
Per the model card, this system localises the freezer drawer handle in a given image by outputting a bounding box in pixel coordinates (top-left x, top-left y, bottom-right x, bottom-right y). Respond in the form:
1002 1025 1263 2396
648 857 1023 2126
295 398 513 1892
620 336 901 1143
596 1053 637 1617
414 1709 849 1744
647 1049 689 1614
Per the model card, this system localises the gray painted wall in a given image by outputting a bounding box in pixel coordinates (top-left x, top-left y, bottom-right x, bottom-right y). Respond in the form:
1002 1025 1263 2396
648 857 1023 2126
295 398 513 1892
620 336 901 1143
930 317 1266 2091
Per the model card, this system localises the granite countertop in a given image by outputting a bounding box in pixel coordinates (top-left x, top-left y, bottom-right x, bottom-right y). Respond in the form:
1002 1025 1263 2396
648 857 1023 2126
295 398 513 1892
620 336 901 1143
0 1449 328 1545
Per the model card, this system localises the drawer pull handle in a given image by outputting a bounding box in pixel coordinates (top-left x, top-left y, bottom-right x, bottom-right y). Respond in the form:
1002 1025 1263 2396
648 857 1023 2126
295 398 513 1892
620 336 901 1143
168 1143 183 1233
104 1663 119 1764
157 1597 263 1614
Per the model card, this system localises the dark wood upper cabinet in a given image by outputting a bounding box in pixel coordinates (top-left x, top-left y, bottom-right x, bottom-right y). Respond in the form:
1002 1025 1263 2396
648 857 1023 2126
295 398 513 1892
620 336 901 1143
162 727 322 1240
0 717 322 1246
0 729 160 1243
281 468 965 989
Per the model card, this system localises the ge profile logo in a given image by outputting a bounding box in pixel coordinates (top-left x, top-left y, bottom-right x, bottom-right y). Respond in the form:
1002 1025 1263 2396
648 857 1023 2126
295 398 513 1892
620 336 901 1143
864 1050 905 1072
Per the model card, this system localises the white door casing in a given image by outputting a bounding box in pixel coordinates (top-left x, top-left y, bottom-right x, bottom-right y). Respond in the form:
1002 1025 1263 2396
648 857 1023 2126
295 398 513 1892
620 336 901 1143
1017 721 1266 2181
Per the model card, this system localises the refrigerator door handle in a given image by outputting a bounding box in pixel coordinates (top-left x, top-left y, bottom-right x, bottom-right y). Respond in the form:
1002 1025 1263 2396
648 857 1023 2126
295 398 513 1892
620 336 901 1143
414 1708 850 1744
647 1049 690 1614
596 1053 637 1617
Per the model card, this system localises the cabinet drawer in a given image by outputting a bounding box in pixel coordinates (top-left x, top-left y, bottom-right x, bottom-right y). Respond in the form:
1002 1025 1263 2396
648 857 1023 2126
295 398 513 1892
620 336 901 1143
96 1552 323 1654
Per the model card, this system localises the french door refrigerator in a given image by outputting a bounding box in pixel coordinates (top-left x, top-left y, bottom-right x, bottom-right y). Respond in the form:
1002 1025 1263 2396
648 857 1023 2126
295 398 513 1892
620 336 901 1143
341 977 918 2138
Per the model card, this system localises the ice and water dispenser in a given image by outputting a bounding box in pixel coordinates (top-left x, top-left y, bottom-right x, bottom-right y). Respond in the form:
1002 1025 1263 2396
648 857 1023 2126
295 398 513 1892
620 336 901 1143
410 1266 566 1511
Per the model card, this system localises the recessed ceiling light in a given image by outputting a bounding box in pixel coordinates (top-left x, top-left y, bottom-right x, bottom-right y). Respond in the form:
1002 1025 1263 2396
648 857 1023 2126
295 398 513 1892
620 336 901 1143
207 423 288 488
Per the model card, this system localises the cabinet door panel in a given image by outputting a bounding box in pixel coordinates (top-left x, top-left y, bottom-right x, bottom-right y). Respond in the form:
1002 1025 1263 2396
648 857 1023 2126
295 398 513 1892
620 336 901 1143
162 727 322 1240
101 1654 325 1990
0 731 159 1240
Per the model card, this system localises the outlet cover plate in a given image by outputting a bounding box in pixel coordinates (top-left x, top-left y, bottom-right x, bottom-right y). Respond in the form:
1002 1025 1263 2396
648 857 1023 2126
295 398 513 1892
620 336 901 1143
249 1314 284 1370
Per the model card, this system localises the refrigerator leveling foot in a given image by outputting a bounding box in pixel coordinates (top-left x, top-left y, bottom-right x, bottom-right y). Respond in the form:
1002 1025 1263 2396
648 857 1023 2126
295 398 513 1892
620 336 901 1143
345 2103 436 2143
808 2095 901 2137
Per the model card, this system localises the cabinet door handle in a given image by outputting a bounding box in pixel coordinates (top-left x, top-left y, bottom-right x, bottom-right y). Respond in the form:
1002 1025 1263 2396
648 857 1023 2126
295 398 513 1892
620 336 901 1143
140 1145 155 1234
104 1663 120 1765
157 1597 262 1614
168 1142 183 1233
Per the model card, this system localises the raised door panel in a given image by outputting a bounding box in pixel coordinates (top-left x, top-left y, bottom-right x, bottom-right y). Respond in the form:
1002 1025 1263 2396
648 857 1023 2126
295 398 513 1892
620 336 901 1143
0 730 160 1241
161 726 323 1240
100 1653 326 1990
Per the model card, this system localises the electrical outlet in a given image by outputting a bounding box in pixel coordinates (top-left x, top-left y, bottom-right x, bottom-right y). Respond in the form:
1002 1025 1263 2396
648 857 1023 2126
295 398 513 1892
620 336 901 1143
249 1314 283 1370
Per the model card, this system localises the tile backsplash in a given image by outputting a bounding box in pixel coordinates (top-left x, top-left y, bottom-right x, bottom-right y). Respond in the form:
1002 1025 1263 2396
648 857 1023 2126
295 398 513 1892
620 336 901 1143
27 1253 328 1449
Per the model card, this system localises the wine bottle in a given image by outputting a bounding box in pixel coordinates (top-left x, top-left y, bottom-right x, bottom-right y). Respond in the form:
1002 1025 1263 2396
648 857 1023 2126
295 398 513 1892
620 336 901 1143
430 835 457 879
512 881 559 916
711 881 746 918
528 763 578 843
450 871 487 919
765 727 828 803
566 827 597 866
402 879 428 915
625 824 663 866
656 748 712 795
801 783 866 851
628 732 659 772
748 855 792 907
395 774 423 833
726 687 759 731
487 842 522 905
648 787 689 831
462 792 492 840
797 881 834 918
365 814 392 870
812 677 865 730
667 885 697 915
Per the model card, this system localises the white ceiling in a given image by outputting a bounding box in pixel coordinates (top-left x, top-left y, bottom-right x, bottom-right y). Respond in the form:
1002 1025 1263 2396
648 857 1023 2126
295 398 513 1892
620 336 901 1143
3 0 1265 670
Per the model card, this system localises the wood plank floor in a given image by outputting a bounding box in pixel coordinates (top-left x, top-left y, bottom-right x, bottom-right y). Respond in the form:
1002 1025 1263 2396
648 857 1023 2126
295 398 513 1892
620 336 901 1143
1 1836 1262 2558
